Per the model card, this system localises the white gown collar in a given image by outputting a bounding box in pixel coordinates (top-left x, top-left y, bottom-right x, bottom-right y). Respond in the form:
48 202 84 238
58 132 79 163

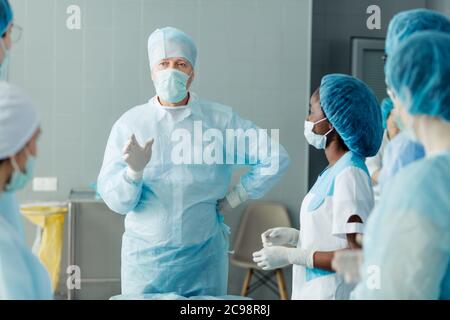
149 92 202 122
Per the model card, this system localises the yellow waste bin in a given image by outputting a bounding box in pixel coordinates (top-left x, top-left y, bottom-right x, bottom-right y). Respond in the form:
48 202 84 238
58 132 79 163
20 202 68 293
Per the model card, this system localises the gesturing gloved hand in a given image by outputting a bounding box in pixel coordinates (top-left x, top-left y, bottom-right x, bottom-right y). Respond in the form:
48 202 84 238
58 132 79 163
261 227 299 247
252 246 314 270
123 134 154 181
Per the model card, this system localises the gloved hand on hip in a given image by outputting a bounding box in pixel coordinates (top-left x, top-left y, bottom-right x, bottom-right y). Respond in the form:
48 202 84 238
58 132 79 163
218 197 233 214
218 183 249 214
261 227 299 247
122 134 154 181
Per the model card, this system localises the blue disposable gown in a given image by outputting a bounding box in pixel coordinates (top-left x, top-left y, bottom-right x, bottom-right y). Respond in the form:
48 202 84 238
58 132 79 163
0 209 52 299
0 191 25 238
98 93 290 296
352 151 450 299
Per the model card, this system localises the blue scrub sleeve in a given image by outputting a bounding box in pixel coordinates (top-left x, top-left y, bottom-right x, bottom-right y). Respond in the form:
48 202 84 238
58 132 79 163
227 112 290 199
97 121 144 215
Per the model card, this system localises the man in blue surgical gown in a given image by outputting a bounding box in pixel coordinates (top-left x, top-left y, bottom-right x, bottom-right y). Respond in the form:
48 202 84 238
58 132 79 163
97 27 290 296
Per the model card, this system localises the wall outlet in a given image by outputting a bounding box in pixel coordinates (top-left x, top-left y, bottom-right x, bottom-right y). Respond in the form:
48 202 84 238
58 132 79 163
33 177 58 192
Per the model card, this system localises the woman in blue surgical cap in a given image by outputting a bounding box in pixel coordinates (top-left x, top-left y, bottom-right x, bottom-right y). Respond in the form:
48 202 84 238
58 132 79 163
378 9 450 191
253 74 383 300
352 31 450 300
0 82 52 299
97 27 290 297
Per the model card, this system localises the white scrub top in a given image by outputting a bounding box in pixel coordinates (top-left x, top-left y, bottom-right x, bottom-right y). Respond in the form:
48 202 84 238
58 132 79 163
292 152 374 300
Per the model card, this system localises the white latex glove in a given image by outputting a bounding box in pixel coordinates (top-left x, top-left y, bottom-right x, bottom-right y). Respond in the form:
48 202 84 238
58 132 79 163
252 246 314 270
332 249 363 284
218 184 249 214
261 227 299 247
225 183 249 209
122 134 154 181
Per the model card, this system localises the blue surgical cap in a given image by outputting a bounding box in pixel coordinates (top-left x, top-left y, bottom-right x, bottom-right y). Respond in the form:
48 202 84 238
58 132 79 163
386 31 450 123
148 27 197 70
0 0 13 36
0 82 39 159
386 9 450 56
320 74 383 157
381 98 394 129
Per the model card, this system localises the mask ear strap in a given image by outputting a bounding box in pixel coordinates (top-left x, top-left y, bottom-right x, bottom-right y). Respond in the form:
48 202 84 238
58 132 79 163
9 155 20 172
324 127 334 136
9 147 31 173
314 117 328 125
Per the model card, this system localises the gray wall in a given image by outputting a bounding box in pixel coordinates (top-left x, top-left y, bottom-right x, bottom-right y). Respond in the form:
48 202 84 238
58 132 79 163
308 0 427 186
9 0 312 300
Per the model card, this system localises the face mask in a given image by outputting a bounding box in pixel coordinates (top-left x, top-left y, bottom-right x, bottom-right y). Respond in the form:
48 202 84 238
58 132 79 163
5 149 35 192
154 68 190 103
0 38 10 81
304 118 333 149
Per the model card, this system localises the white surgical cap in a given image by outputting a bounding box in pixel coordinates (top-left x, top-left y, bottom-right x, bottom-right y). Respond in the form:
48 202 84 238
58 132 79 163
0 82 39 159
147 27 197 70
